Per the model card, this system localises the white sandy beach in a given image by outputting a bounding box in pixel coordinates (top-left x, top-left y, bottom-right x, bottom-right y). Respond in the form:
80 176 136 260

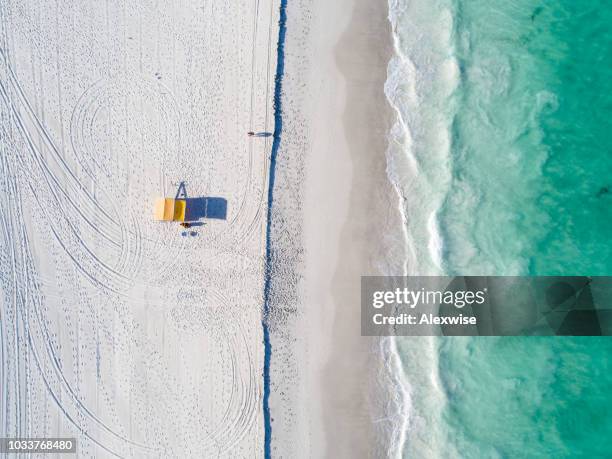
0 0 402 457
265 0 405 456
307 0 404 454
0 1 279 456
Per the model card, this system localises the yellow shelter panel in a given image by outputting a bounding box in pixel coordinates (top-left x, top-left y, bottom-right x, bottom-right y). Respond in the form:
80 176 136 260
154 198 186 222
154 198 168 221
173 199 186 221
163 198 175 221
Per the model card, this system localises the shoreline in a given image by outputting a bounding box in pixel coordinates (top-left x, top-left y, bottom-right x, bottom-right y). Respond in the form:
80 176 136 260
264 0 403 454
301 0 404 455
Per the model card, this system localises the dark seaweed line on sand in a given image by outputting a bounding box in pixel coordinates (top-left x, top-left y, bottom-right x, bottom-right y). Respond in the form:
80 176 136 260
262 0 287 457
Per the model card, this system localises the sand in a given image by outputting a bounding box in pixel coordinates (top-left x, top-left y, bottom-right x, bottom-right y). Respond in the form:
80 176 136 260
314 0 403 453
0 0 401 456
0 1 279 456
267 0 404 455
308 0 412 456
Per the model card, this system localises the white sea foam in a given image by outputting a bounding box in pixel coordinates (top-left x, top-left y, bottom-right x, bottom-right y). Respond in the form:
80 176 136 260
384 0 458 275
427 210 444 271
382 0 459 455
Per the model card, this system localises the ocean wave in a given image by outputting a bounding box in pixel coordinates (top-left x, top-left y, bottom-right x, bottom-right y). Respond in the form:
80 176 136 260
388 0 612 455
382 0 460 455
384 0 458 277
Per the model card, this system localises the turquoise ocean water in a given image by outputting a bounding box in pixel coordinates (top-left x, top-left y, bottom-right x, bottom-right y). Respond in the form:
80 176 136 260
385 0 612 456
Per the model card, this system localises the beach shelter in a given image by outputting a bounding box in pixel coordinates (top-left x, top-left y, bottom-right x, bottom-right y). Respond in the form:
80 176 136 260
154 198 186 222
